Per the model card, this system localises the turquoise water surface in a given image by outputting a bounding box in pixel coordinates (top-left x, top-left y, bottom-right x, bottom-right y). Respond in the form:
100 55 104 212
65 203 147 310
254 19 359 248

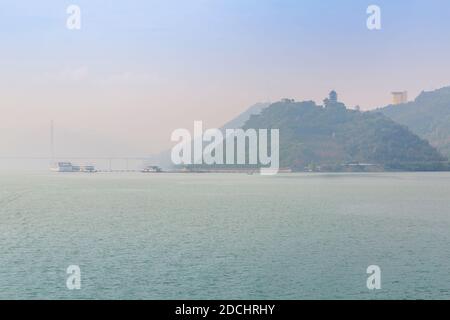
1 172 449 299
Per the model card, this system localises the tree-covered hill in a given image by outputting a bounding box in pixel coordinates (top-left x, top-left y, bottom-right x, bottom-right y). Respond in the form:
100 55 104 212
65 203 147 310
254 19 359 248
379 86 450 158
243 96 445 171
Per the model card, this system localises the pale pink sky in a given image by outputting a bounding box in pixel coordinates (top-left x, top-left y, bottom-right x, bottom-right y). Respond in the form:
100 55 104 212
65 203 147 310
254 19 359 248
1 0 450 160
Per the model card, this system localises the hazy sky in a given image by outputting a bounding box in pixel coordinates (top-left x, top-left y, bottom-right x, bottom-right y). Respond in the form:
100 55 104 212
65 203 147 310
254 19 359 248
1 0 450 159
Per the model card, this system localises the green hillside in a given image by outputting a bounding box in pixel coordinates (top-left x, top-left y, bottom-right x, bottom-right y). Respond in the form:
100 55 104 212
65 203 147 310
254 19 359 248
380 86 450 158
243 95 445 171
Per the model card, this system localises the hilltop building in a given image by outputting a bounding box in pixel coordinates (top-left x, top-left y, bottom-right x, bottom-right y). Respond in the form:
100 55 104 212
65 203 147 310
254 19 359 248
329 90 338 103
391 91 408 105
324 90 346 110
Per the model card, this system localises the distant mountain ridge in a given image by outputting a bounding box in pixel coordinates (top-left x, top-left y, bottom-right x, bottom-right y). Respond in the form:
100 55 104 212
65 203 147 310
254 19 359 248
221 102 269 130
379 86 450 158
154 102 269 169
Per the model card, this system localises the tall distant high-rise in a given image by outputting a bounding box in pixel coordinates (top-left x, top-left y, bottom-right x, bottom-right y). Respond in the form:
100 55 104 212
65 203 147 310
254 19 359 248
391 91 408 105
50 120 55 161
